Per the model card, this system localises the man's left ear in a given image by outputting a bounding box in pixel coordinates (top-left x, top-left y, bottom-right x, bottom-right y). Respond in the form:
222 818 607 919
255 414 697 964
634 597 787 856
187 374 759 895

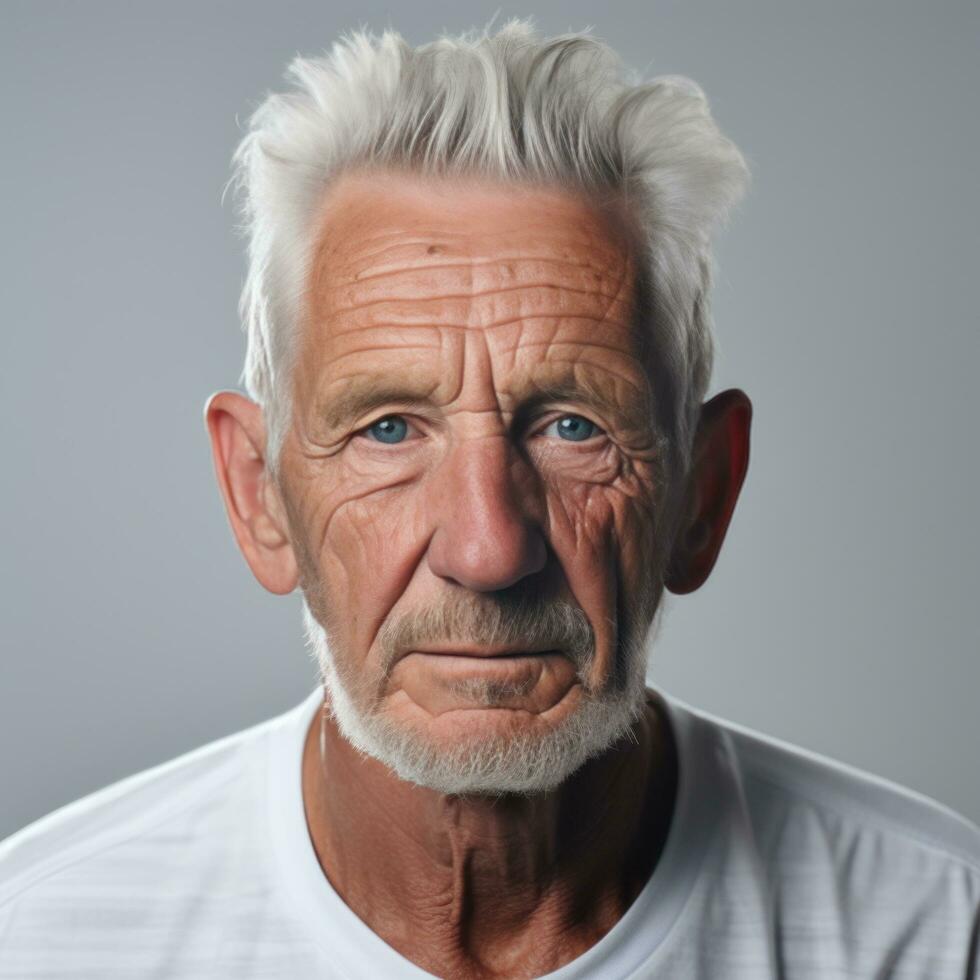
664 388 752 595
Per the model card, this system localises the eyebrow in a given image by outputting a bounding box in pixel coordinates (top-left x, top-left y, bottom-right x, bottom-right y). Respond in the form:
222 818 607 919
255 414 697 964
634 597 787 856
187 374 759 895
512 377 647 428
319 380 439 432
319 372 649 434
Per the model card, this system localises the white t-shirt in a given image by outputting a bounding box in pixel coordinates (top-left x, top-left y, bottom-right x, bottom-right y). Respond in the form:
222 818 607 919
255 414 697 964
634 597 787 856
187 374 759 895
1 684 978 979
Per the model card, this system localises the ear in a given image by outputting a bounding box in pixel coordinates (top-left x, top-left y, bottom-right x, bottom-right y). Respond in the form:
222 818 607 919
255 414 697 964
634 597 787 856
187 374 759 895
664 388 752 595
204 391 299 595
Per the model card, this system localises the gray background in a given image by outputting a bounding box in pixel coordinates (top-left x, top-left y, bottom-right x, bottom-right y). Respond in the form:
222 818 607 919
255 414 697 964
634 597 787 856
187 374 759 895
2 0 977 841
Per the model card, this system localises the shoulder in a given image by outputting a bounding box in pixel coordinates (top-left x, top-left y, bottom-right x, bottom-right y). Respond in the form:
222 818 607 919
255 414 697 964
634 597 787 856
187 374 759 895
0 692 322 978
663 694 980 977
0 707 278 914
712 707 980 871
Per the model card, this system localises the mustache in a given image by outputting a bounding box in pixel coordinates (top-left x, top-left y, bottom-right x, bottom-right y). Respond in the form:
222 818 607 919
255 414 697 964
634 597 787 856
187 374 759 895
375 590 596 676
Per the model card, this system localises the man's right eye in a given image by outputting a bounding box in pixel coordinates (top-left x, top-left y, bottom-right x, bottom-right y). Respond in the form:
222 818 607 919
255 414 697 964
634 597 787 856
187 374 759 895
361 415 412 444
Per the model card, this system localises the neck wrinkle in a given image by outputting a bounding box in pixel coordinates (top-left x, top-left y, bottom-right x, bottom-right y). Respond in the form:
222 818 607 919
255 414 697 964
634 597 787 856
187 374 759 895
300 688 678 976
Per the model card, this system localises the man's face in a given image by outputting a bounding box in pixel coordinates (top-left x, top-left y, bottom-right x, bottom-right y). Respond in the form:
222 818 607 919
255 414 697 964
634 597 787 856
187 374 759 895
277 169 672 794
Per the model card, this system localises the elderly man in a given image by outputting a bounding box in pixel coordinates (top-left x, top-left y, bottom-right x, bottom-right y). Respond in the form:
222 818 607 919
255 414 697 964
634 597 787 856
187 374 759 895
1 19 978 980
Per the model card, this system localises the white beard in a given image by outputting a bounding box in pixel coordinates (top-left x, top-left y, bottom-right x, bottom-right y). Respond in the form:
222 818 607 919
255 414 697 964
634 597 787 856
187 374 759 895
299 589 664 796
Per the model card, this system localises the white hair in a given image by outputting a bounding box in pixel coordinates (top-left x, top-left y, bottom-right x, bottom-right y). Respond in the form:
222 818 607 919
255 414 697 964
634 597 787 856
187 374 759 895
227 17 749 483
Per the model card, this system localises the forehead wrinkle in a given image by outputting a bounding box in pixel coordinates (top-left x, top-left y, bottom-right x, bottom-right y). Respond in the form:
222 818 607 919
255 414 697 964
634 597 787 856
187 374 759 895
335 254 623 288
490 333 642 360
313 313 638 346
301 172 647 427
333 225 625 261
460 279 508 420
327 248 636 322
594 245 635 336
312 333 649 435
323 335 443 360
321 295 631 338
304 187 638 354
308 261 631 341
328 280 624 318
304 165 639 298
308 226 631 327
313 207 621 274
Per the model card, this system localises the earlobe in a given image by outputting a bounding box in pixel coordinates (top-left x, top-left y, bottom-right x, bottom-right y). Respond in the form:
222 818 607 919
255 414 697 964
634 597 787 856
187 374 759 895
204 390 299 596
664 389 752 595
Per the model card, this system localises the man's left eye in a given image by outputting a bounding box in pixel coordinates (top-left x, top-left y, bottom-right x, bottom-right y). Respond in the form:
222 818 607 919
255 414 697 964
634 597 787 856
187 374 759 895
542 414 603 442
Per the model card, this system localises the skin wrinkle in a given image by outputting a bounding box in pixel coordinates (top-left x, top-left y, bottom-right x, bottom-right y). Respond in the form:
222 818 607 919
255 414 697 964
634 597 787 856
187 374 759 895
325 312 638 344
593 247 631 340
307 366 652 480
347 256 621 286
492 333 643 356
309 352 652 449
275 169 685 977
390 664 579 720
331 221 627 267
330 281 624 315
308 400 644 704
322 240 622 313
478 319 503 436
316 322 639 359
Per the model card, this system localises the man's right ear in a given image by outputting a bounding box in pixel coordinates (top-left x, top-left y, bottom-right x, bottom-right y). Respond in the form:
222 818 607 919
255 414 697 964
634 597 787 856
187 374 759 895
204 391 298 595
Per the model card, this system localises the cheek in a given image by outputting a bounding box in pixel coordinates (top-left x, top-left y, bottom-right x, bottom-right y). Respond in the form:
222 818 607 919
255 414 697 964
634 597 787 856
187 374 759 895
323 493 417 579
294 456 410 568
309 478 426 654
613 496 661 610
544 451 659 544
547 482 612 555
545 468 661 597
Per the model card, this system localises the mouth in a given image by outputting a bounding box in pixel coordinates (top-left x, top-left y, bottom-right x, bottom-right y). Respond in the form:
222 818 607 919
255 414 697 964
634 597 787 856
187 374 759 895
411 646 559 659
392 649 581 711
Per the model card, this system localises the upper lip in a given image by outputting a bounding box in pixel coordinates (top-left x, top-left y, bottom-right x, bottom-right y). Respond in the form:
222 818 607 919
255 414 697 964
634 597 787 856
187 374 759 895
412 645 556 658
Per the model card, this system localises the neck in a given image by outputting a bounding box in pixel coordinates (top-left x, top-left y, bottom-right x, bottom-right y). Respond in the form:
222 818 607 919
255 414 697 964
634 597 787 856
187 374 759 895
301 688 678 978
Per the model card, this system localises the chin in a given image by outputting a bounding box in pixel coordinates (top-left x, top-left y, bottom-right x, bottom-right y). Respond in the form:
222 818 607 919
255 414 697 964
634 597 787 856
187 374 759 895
326 653 647 796
301 595 652 796
370 698 648 796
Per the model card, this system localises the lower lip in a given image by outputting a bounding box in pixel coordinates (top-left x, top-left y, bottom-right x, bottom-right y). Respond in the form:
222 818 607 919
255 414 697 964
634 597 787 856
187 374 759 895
402 650 566 673
397 650 577 698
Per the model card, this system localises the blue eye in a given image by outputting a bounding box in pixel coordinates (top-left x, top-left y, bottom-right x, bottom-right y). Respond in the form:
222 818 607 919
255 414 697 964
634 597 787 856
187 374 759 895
544 414 601 442
365 415 409 444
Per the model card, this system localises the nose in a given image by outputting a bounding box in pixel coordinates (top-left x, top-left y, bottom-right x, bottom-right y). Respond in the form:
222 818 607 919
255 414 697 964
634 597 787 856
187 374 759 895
426 436 547 592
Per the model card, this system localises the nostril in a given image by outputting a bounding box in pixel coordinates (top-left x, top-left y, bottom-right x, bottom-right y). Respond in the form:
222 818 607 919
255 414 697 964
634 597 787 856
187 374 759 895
427 521 547 593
